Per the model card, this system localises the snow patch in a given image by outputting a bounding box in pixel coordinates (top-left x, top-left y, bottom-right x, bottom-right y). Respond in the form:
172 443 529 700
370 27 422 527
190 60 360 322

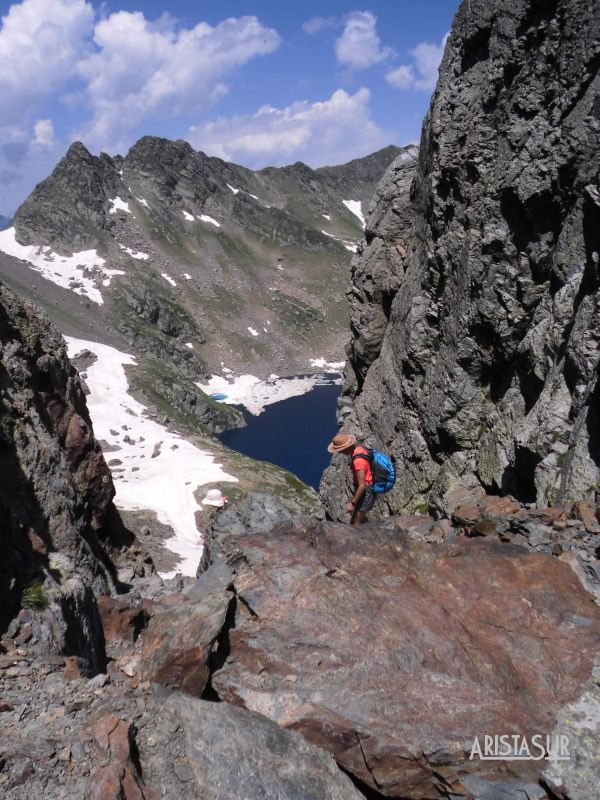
322 213 330 220
343 199 365 228
118 243 149 260
185 342 194 349
227 184 239 194
65 336 237 577
197 214 221 228
161 273 177 287
310 358 345 373
182 210 195 221
0 227 123 305
198 372 340 416
183 273 192 280
345 243 358 253
135 196 149 208
248 327 259 336
109 197 131 215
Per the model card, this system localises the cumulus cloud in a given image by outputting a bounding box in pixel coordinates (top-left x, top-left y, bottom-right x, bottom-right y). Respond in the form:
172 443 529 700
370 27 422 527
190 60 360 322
76 12 281 151
302 16 337 34
33 119 56 148
386 34 449 92
0 0 94 124
335 11 392 70
188 87 391 168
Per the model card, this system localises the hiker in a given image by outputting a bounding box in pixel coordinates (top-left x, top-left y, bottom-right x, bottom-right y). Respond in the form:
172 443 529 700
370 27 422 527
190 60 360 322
328 433 375 524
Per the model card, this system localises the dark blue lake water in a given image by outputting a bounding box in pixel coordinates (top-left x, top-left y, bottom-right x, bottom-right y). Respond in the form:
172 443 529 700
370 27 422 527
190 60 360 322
218 382 341 489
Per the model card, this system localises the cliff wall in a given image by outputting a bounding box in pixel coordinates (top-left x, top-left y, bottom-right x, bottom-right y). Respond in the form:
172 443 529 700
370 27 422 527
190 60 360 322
323 0 600 518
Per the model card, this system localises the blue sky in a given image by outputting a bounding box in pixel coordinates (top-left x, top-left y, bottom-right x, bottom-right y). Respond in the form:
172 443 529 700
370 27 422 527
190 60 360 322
0 0 460 213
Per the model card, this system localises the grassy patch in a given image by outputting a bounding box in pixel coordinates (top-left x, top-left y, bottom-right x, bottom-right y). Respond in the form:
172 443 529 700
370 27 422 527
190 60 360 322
22 579 47 609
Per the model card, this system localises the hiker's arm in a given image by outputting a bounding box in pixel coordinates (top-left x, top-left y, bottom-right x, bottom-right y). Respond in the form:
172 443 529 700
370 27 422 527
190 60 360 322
347 470 366 513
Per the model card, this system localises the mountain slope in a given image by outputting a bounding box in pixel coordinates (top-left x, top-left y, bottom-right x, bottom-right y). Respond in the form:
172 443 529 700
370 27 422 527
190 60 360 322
6 139 406 379
0 140 405 436
322 0 600 518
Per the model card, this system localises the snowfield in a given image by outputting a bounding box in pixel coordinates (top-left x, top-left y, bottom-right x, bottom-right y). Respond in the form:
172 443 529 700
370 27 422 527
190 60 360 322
343 199 365 228
65 336 237 578
0 227 124 305
197 360 344 416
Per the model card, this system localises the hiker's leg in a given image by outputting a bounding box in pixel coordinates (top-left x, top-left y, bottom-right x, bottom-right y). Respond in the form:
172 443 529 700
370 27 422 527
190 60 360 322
351 489 375 525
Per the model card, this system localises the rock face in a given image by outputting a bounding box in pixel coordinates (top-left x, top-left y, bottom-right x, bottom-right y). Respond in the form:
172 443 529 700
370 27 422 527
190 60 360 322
201 516 600 798
322 0 600 517
0 281 128 667
344 148 418 395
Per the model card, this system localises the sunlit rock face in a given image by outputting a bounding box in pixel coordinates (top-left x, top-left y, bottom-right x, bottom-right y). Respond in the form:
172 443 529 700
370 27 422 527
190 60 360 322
322 0 600 519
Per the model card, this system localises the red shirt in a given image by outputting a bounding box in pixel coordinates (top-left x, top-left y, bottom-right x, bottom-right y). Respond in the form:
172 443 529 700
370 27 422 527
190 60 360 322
352 446 373 485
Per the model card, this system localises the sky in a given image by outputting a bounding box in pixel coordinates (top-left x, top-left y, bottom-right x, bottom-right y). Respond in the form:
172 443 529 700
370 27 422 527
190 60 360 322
0 0 460 214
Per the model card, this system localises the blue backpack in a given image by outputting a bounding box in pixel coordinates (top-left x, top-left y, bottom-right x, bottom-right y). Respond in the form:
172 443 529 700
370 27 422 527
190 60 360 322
352 448 396 494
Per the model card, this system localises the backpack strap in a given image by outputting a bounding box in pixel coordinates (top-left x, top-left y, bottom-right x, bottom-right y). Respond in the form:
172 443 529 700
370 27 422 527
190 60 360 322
351 447 372 464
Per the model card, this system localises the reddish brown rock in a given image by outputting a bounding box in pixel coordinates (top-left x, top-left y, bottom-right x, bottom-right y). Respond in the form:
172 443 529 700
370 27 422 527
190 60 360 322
87 715 158 800
139 578 232 696
97 596 157 646
570 501 600 534
211 520 600 798
451 503 481 526
478 495 521 517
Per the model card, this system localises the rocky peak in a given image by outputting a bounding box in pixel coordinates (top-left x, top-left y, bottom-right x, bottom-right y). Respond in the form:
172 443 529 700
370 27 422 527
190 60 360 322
14 141 120 252
322 0 600 518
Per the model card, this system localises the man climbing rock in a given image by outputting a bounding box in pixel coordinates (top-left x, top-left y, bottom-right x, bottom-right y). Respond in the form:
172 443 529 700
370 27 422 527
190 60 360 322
327 433 375 524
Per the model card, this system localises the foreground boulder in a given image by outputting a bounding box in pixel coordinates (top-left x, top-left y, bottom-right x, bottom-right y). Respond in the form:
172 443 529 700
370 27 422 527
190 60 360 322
206 519 600 798
0 654 364 800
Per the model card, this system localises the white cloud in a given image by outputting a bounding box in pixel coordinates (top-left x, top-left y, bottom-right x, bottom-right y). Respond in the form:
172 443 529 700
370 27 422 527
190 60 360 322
302 16 337 34
0 0 94 125
335 11 392 70
33 119 56 148
386 65 416 90
188 87 391 169
386 34 449 92
76 12 281 151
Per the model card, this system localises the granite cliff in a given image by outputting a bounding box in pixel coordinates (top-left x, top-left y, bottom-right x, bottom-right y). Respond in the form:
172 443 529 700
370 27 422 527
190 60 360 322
323 0 600 519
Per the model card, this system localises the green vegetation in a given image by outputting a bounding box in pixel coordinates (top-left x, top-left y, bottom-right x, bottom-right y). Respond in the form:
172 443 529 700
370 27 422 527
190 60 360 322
22 579 47 609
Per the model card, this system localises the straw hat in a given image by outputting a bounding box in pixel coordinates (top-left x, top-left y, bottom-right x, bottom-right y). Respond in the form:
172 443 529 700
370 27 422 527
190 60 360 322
327 433 357 453
202 488 226 507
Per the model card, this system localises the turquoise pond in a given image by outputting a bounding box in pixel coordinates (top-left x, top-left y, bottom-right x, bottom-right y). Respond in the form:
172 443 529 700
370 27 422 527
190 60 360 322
218 382 342 490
